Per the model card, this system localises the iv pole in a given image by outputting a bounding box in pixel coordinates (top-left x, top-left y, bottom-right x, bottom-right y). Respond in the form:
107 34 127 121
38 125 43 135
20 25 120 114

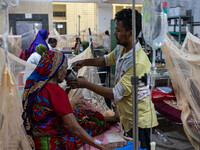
77 15 81 54
131 0 139 150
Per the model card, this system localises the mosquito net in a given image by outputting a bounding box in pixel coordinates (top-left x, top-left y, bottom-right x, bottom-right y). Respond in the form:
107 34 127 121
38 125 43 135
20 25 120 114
48 28 77 50
48 28 104 50
0 63 31 149
65 46 112 116
0 46 34 149
0 35 22 57
0 44 112 149
0 0 107 148
161 32 200 150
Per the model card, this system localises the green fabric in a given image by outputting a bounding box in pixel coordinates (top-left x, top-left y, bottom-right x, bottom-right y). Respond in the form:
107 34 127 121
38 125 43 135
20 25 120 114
35 44 48 56
39 136 50 150
163 7 167 13
81 41 89 50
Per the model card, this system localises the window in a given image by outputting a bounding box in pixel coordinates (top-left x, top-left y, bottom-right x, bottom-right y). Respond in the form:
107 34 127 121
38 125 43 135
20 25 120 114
53 22 66 35
53 2 97 35
112 4 143 19
53 12 66 17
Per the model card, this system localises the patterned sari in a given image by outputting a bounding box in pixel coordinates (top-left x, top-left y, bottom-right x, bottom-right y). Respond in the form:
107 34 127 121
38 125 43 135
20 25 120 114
22 51 109 150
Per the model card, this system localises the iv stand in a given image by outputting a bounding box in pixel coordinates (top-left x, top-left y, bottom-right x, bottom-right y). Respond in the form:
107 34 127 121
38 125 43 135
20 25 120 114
88 28 94 57
131 0 139 150
77 15 81 54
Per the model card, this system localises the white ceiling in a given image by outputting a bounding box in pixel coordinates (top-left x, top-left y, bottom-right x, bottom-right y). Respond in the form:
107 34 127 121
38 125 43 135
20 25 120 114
52 0 144 4
102 0 144 4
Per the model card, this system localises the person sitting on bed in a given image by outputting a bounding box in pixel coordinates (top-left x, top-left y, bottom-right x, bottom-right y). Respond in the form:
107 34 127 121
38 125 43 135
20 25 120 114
22 50 125 150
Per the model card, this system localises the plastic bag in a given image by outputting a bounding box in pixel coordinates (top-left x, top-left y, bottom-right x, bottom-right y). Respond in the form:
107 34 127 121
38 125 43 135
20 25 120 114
142 0 168 49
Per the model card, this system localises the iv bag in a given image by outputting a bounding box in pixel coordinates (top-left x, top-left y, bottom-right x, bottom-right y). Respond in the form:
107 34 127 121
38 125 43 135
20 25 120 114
142 0 168 49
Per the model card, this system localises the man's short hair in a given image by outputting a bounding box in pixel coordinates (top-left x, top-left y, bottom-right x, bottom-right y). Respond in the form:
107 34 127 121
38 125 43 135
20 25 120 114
115 8 142 38
105 30 109 35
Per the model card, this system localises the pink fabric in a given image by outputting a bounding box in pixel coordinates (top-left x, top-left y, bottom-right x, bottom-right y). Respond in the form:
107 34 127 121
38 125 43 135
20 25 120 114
153 100 182 123
81 123 124 150
19 51 25 60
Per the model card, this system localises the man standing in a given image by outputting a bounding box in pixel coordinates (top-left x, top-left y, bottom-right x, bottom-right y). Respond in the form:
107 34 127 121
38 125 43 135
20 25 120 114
102 30 111 52
69 9 158 150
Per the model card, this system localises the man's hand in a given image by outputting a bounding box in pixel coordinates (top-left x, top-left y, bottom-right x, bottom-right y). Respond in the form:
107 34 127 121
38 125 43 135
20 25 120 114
67 76 88 89
72 60 85 72
138 82 150 100
112 103 120 122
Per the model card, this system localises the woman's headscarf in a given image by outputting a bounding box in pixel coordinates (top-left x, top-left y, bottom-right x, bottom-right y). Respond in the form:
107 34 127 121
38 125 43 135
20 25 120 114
29 29 49 54
35 44 48 56
22 50 66 147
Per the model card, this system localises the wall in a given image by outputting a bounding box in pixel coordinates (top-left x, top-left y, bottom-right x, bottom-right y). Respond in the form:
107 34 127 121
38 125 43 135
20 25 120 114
53 0 143 3
0 0 53 35
97 2 112 33
166 0 200 36
0 13 5 34
0 0 144 35
53 0 143 33
66 3 97 34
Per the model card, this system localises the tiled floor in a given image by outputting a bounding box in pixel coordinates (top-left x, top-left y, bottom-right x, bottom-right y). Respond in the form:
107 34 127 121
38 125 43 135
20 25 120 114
152 116 194 150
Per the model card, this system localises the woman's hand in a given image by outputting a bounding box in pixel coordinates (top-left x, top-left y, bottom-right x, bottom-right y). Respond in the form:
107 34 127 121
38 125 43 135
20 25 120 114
63 113 126 150
67 76 88 89
100 141 126 150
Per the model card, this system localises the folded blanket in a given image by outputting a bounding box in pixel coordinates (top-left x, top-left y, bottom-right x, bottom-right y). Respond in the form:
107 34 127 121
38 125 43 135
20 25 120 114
152 88 175 101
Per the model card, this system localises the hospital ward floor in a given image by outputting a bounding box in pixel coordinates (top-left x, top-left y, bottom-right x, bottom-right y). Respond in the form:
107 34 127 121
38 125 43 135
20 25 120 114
152 115 194 150
107 74 194 150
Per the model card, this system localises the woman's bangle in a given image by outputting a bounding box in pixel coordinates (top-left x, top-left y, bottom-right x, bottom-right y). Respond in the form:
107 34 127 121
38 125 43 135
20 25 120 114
94 139 102 145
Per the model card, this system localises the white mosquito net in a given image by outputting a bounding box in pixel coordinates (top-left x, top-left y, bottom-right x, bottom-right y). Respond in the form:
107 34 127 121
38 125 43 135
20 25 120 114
0 44 112 149
161 32 200 150
48 28 104 50
0 0 107 148
65 46 112 116
0 34 22 57
48 28 77 50
0 63 31 149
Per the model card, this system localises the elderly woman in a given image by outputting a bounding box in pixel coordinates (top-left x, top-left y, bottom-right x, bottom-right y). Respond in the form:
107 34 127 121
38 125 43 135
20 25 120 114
22 50 125 150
